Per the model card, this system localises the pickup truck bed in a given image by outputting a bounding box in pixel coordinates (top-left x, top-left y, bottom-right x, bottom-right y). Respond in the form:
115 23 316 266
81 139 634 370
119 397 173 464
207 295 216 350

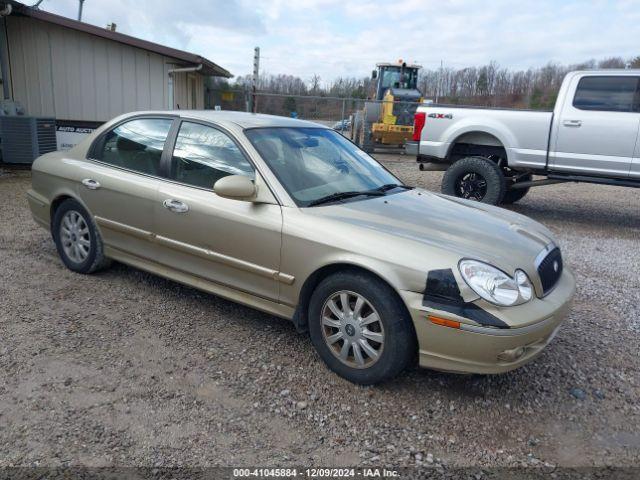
410 107 554 171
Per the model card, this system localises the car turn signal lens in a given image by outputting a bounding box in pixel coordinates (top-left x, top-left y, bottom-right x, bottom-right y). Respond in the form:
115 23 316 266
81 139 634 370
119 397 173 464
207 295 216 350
428 315 460 329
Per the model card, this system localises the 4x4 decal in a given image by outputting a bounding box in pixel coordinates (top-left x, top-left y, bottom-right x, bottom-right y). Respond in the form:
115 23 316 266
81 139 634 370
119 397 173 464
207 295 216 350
427 113 453 119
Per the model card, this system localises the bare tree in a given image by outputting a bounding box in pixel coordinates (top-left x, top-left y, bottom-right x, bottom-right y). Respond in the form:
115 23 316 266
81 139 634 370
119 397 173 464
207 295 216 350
309 74 322 95
214 54 640 114
598 57 626 69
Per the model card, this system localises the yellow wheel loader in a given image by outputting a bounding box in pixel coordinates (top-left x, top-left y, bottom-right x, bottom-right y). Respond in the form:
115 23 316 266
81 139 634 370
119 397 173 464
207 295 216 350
351 61 423 152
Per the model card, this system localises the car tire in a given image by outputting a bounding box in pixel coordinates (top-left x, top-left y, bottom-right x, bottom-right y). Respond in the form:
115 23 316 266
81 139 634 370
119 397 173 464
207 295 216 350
52 198 111 274
308 271 417 385
502 173 532 204
441 156 506 205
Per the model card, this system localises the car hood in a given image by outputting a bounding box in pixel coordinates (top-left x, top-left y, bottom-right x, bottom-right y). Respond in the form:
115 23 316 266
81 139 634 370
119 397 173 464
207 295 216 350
305 188 555 277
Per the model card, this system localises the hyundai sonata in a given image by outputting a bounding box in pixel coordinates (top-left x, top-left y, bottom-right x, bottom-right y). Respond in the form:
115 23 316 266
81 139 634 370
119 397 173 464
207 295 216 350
27 111 575 384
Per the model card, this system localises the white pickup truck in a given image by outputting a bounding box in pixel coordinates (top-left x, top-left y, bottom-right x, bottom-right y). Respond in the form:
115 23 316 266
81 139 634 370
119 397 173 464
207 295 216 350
406 70 640 204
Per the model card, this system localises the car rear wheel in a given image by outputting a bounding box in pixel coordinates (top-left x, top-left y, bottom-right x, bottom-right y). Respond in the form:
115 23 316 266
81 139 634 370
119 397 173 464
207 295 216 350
308 271 416 384
441 156 506 205
52 198 110 274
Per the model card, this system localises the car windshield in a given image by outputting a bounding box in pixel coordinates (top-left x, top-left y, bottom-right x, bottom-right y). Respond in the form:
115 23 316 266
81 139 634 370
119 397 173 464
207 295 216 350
245 127 402 207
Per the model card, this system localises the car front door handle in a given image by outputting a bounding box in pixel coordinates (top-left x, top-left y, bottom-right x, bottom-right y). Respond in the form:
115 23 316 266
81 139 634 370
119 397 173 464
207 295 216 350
563 119 582 127
163 198 189 213
81 178 101 190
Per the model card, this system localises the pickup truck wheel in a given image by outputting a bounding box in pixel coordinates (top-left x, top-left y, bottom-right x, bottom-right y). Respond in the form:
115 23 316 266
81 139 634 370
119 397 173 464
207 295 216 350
442 156 506 204
503 173 532 204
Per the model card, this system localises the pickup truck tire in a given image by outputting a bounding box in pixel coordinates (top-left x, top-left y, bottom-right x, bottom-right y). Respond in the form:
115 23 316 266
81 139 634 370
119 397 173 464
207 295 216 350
503 174 532 204
441 156 506 205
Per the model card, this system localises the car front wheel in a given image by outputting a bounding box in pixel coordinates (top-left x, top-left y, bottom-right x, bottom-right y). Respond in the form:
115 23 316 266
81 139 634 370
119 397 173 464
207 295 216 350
308 271 416 384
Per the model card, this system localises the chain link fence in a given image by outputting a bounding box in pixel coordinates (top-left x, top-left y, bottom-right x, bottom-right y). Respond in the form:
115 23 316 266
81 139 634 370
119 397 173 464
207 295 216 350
206 89 423 148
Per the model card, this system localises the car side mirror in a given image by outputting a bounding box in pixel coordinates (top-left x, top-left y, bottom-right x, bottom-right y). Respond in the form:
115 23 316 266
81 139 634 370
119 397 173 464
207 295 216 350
371 70 377 79
213 175 257 201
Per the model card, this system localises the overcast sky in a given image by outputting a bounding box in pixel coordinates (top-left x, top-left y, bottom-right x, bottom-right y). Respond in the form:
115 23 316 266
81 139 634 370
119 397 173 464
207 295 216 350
39 0 640 83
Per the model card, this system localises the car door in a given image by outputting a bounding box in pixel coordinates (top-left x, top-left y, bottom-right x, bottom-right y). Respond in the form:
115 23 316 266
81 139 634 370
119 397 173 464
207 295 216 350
550 75 640 177
152 120 282 301
632 124 640 179
80 116 175 260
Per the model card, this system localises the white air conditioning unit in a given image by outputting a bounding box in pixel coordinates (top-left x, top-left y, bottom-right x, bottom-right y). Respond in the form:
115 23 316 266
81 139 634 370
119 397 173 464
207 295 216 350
0 116 57 164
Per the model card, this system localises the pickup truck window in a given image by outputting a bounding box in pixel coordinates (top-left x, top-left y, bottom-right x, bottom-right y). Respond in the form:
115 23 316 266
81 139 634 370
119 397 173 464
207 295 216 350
573 76 640 112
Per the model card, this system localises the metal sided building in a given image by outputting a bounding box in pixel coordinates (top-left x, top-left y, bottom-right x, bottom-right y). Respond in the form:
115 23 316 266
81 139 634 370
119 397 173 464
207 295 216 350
0 0 232 152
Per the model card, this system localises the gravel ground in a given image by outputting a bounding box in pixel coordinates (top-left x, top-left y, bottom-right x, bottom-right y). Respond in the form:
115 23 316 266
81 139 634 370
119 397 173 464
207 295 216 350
0 156 639 470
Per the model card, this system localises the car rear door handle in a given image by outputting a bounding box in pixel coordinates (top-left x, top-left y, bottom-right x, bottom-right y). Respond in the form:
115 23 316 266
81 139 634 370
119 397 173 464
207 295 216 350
163 198 189 213
562 119 582 127
81 178 101 190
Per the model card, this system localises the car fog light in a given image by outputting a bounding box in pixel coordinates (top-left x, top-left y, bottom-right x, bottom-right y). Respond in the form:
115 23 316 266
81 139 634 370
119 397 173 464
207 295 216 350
497 346 525 362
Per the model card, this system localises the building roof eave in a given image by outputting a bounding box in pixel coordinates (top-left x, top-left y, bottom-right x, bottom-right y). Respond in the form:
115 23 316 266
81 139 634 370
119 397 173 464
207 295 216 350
7 0 233 78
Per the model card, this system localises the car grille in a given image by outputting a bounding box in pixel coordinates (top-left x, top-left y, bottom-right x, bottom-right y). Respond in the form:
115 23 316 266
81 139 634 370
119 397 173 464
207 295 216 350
537 247 563 295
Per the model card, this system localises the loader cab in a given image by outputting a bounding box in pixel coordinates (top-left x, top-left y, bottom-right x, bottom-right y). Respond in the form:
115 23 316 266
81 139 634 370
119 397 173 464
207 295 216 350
372 63 420 100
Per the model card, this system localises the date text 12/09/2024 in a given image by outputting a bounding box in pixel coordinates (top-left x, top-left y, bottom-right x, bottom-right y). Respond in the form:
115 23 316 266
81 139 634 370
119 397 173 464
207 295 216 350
233 467 400 478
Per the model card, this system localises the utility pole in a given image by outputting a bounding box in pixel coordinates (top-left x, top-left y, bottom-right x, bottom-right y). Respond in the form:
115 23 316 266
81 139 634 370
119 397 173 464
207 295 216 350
77 0 85 21
250 46 260 113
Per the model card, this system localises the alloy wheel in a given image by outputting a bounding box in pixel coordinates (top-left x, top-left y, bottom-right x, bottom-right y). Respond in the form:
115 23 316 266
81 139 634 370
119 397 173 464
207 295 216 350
321 290 385 369
59 210 91 264
456 172 487 201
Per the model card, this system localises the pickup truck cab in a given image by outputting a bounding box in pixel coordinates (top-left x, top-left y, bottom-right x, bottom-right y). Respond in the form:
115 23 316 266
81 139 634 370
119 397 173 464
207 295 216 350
407 70 640 204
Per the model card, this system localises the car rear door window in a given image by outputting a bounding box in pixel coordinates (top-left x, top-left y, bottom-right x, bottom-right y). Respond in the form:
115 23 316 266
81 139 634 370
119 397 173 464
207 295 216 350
96 118 173 175
573 76 640 112
169 122 254 190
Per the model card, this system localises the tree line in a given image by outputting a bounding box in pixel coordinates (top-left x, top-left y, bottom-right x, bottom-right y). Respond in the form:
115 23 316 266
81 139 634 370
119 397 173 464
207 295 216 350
211 55 640 111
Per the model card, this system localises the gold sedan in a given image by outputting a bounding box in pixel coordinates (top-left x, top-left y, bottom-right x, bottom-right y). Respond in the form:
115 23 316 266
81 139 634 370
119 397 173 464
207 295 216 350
27 111 575 384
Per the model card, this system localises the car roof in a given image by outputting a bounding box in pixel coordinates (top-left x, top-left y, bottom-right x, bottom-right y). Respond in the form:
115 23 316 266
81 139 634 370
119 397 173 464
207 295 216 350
124 110 329 130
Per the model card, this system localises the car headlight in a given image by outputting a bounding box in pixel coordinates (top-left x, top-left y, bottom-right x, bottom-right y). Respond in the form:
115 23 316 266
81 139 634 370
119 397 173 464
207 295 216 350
458 259 534 306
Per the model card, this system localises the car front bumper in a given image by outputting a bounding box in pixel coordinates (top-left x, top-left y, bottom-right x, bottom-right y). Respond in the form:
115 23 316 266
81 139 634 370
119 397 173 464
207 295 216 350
399 268 575 374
